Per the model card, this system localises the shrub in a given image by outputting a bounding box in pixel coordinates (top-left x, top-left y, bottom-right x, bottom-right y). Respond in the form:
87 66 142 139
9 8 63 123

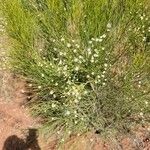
2 0 150 145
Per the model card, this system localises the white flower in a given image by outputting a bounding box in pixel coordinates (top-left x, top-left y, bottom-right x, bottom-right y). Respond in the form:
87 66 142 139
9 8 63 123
73 49 77 53
74 110 77 114
65 110 71 115
55 82 58 86
52 39 56 42
78 97 81 100
74 58 78 62
54 48 57 51
52 103 56 108
101 74 105 78
53 94 56 98
140 16 144 20
91 59 94 63
75 66 79 71
63 65 67 71
87 48 91 52
61 38 65 41
102 82 106 86
67 92 71 96
98 38 103 42
102 34 106 38
38 86 42 89
90 138 94 142
140 112 143 116
50 90 54 95
60 52 63 56
88 51 92 55
58 60 63 65
75 44 80 48
95 80 98 84
104 63 108 67
81 117 84 120
97 75 100 78
107 23 112 28
79 55 83 59
75 120 78 124
102 47 105 50
105 57 108 61
74 99 79 103
143 90 146 93
57 131 60 134
67 43 71 48
41 73 44 77
95 38 99 42
88 41 92 44
67 80 71 85
75 114 78 118
84 90 88 95
143 37 146 41
91 72 95 75
94 49 98 52
87 75 90 78
93 54 98 57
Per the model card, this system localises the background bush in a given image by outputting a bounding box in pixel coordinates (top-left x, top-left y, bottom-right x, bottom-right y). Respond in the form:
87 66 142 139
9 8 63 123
2 0 150 145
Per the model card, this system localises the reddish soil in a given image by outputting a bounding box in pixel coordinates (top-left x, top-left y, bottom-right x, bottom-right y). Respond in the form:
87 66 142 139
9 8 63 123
0 74 41 150
62 130 150 150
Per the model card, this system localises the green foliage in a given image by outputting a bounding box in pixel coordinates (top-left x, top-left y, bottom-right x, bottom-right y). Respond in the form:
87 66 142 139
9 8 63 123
2 0 150 145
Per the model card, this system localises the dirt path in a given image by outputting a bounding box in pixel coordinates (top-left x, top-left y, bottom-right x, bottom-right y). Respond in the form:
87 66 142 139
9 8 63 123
0 74 41 149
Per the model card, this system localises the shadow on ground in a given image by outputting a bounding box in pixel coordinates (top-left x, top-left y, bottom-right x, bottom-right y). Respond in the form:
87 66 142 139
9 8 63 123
2 128 41 150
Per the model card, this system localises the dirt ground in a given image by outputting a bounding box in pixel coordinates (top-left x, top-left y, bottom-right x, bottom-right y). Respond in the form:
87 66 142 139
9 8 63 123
0 73 41 149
